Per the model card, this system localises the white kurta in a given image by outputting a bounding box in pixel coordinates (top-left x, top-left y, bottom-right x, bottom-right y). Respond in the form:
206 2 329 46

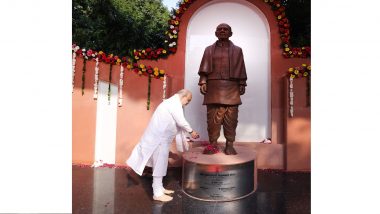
126 94 193 177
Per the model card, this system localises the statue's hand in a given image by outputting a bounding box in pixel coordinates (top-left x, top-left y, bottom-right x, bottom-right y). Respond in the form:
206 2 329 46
239 85 246 95
200 84 207 94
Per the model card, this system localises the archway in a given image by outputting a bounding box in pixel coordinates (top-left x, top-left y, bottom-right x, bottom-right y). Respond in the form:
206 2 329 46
184 0 271 142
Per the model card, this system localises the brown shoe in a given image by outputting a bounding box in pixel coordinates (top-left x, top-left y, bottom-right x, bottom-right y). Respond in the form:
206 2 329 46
153 194 173 202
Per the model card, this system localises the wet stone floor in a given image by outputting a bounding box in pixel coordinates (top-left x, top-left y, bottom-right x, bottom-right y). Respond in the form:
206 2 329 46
73 166 310 214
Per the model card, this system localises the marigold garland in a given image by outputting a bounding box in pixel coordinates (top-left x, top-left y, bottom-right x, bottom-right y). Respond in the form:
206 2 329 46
287 64 311 117
81 57 86 95
162 74 167 100
72 45 166 80
118 65 124 107
93 57 99 100
147 75 152 110
72 45 79 93
108 64 112 103
263 0 311 58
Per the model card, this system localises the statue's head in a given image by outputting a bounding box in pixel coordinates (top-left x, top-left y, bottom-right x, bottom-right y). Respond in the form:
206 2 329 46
215 23 232 40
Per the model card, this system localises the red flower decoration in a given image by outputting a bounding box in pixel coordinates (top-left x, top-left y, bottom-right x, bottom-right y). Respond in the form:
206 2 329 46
202 144 219 155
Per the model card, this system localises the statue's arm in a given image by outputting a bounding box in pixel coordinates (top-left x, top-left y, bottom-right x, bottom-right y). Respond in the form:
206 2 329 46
198 48 209 95
199 75 207 94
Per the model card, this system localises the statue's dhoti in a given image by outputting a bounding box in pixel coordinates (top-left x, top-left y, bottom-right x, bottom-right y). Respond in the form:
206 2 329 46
206 105 238 143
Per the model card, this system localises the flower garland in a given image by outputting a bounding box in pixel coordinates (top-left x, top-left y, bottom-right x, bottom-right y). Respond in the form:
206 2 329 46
72 45 166 80
72 45 167 109
263 0 310 58
72 45 79 93
93 57 99 100
147 75 152 110
287 64 311 117
118 64 124 107
162 74 167 100
108 64 113 104
125 63 166 80
81 57 86 95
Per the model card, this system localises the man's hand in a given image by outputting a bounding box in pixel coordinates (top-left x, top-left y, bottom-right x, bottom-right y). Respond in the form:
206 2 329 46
200 84 207 94
239 85 245 95
190 131 200 139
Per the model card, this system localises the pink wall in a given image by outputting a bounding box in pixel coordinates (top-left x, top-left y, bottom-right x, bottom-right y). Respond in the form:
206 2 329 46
72 0 311 170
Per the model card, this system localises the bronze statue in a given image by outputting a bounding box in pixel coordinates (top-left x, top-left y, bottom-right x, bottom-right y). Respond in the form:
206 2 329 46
198 23 247 155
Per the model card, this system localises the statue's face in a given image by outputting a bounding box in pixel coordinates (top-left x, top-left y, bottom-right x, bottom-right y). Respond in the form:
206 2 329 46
215 24 232 39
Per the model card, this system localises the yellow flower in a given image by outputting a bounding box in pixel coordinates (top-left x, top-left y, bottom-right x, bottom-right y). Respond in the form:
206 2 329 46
176 9 180 14
162 50 167 54
302 64 307 67
174 35 177 38
98 51 103 55
142 68 146 72
277 15 282 20
154 71 159 76
117 59 121 63
126 64 131 69
185 0 188 2
290 74 295 79
154 67 159 72
160 77 164 81
303 72 309 77
285 47 290 52
142 50 145 53
159 69 165 74
301 47 305 50
139 64 145 69
294 70 299 75
288 68 294 72
307 66 311 70
175 21 179 25
135 56 139 60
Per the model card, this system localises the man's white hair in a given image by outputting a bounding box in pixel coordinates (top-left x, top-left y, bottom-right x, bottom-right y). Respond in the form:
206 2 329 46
176 89 192 98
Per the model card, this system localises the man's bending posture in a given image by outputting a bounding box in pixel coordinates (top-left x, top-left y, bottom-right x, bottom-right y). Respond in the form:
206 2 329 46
126 89 199 202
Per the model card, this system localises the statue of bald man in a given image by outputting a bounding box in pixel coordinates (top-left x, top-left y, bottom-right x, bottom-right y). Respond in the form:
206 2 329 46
198 23 247 155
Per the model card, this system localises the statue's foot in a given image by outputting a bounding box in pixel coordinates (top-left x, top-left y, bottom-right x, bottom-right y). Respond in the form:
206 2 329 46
224 142 237 155
210 141 218 147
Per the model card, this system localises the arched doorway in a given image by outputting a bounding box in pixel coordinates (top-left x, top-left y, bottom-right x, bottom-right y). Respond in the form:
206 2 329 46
184 0 271 142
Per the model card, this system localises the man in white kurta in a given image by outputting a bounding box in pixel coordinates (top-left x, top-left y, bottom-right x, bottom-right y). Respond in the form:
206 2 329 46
126 89 199 202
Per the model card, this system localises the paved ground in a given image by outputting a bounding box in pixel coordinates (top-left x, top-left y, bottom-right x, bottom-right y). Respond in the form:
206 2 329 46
73 166 310 214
